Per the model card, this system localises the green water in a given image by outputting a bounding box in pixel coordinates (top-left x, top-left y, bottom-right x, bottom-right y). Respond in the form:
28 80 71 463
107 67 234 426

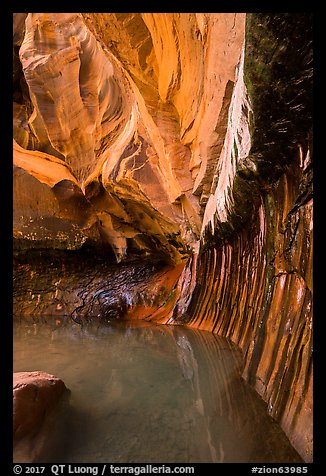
13 317 301 463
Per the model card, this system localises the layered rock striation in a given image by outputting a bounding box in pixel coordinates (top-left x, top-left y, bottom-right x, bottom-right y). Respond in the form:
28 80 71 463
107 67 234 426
14 13 249 262
169 14 313 461
13 13 313 461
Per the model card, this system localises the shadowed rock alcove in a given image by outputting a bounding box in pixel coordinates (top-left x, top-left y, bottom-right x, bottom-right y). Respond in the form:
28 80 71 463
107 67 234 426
13 13 312 463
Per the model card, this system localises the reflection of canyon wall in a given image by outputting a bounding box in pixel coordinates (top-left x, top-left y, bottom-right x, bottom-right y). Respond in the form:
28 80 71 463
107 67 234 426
13 13 312 461
171 326 302 462
173 157 313 461
169 15 313 461
14 319 302 462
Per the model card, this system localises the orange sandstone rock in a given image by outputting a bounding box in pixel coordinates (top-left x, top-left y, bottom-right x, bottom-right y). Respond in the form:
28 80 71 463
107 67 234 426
13 12 313 463
13 371 70 462
13 371 69 440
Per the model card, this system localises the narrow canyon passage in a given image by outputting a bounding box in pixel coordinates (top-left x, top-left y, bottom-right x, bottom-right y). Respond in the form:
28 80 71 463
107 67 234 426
13 12 312 464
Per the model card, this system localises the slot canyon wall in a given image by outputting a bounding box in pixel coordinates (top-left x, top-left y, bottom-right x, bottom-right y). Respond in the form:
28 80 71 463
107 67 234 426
13 13 313 461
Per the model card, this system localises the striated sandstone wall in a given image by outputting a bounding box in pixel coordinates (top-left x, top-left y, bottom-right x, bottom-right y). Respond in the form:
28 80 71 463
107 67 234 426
167 14 313 460
13 13 313 461
173 156 313 461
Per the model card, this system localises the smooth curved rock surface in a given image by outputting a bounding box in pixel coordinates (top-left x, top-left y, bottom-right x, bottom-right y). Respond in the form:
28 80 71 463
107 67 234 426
13 13 313 462
13 13 249 262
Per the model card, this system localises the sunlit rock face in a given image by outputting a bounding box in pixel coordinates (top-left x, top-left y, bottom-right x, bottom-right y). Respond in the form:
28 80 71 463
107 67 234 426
174 157 313 462
13 13 312 462
14 13 248 262
170 14 313 461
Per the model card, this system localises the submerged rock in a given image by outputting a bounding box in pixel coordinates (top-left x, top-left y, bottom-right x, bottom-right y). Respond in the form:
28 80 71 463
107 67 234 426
13 371 70 463
13 12 312 462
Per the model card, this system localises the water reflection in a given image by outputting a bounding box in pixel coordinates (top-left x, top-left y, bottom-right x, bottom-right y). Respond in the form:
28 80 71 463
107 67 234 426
13 317 301 463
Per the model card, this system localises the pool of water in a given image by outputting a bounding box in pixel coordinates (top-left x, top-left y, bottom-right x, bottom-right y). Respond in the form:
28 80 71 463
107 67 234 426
13 317 302 463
